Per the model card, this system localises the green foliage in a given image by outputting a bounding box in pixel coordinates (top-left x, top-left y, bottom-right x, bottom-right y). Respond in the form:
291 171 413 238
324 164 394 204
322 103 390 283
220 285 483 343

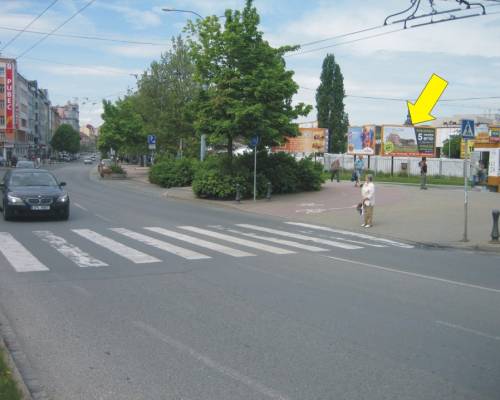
441 135 461 158
186 0 311 156
192 152 325 199
136 36 198 157
50 124 80 154
149 157 198 188
98 94 145 156
0 348 22 400
110 164 125 174
316 54 349 153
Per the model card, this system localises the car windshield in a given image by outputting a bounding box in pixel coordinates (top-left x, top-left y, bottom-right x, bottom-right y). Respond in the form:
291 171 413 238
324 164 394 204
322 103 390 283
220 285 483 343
9 172 58 187
17 161 35 168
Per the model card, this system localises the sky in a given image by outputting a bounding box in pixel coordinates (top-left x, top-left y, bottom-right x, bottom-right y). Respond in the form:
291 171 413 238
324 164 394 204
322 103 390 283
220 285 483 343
1 0 499 128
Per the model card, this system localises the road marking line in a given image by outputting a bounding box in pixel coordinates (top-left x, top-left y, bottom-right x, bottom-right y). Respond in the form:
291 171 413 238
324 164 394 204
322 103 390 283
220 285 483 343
111 228 210 260
218 227 328 252
133 321 291 400
179 226 294 255
236 224 362 250
94 213 112 223
286 222 414 248
436 320 500 341
296 230 386 248
0 232 49 272
33 231 108 268
144 227 255 257
326 255 500 294
72 229 161 264
73 202 88 212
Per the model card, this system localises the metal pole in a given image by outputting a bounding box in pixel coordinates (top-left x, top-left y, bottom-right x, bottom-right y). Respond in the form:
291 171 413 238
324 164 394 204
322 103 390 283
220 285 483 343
200 134 206 161
253 145 257 201
462 139 469 242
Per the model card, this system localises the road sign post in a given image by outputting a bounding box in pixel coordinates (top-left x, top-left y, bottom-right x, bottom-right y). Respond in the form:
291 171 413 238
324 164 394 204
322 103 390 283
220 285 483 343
460 120 475 242
250 136 260 201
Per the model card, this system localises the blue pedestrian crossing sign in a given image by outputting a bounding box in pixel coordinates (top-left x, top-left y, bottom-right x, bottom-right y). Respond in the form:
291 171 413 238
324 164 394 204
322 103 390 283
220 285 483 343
461 120 475 139
147 135 156 145
250 136 260 148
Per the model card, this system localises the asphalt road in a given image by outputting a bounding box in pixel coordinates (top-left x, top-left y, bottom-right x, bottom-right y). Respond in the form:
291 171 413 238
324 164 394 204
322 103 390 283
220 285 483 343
1 163 500 400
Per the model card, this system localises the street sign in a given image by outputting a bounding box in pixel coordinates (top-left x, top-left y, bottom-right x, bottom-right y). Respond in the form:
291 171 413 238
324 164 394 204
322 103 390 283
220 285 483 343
147 135 156 150
250 136 260 148
461 119 475 139
147 135 156 145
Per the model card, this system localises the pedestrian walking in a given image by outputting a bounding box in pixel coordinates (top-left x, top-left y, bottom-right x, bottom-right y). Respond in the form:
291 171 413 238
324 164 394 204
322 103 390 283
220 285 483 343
354 155 364 187
330 158 341 182
361 175 375 228
418 157 427 190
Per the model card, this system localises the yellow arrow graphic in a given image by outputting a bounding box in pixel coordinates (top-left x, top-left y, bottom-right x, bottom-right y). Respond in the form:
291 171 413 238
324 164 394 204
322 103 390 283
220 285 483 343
407 73 448 125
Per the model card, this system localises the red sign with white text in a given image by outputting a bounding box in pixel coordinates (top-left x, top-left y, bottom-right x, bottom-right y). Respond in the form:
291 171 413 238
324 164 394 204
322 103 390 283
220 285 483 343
6 62 14 135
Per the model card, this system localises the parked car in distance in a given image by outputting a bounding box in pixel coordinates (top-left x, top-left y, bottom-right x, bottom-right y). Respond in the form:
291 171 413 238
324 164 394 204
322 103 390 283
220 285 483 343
16 160 36 169
98 159 113 177
0 169 70 221
84 158 93 165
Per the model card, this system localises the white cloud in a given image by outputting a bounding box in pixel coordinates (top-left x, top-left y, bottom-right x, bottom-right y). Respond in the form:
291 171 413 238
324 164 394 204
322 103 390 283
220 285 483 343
96 3 162 29
108 45 165 59
37 64 137 77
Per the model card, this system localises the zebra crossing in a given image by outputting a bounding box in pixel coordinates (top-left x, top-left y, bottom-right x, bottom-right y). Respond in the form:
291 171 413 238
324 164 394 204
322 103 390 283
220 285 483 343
0 223 413 273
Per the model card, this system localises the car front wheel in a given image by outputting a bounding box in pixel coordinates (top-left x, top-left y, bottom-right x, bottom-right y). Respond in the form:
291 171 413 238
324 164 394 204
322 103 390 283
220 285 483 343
3 202 14 221
59 206 70 221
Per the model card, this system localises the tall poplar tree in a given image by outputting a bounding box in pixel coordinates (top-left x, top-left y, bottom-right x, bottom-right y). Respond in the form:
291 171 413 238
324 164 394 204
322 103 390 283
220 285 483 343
316 54 349 153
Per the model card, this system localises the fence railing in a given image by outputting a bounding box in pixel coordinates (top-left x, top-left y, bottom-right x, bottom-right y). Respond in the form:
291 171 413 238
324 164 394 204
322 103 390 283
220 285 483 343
324 154 466 178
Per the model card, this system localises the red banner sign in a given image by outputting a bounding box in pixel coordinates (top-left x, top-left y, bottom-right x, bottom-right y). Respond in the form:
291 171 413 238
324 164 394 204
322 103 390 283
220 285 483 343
6 62 14 132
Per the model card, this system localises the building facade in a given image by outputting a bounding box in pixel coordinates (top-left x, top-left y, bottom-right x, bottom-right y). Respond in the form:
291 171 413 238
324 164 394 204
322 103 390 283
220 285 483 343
56 102 79 132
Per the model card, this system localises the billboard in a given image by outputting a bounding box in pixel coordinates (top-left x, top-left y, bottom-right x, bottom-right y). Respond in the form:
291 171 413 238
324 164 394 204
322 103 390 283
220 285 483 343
347 125 375 155
272 128 328 154
382 125 436 157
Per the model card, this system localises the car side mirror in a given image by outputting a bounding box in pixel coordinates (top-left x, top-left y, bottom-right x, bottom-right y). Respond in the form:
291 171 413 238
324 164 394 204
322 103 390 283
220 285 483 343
59 182 66 187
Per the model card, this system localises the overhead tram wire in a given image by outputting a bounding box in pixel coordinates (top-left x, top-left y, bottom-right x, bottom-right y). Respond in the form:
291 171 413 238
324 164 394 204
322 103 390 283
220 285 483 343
15 0 97 60
289 3 500 57
0 0 59 52
0 26 166 47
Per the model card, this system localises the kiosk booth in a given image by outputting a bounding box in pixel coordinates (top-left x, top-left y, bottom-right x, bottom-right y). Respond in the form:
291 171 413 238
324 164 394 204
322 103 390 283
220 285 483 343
473 126 500 192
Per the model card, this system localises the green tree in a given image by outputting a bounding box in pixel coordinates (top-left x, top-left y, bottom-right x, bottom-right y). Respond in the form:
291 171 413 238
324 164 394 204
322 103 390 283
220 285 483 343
441 135 461 158
50 123 80 154
316 54 349 153
136 36 198 157
98 94 146 156
186 0 311 157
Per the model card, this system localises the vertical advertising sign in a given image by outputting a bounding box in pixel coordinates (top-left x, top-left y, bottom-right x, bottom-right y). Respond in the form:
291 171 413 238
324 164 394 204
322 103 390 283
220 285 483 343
5 62 15 140
347 126 375 155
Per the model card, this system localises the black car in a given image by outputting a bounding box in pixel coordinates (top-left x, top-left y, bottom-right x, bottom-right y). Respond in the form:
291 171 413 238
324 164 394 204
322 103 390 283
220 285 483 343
0 169 70 221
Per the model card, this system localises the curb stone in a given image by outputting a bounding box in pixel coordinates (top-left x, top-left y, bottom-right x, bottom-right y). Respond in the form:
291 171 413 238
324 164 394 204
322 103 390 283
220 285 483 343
0 305 50 400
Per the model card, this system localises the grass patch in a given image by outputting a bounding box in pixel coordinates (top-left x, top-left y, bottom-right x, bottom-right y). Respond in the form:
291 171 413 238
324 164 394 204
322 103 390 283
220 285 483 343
325 169 464 186
0 347 22 400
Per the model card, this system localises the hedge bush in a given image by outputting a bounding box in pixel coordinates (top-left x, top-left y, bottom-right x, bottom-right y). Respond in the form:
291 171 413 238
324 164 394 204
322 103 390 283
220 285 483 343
149 158 198 188
192 152 325 200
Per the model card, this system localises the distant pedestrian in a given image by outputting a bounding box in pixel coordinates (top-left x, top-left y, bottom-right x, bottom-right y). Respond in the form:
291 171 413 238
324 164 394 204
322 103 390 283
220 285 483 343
330 158 341 182
354 155 364 187
361 175 375 228
418 157 427 190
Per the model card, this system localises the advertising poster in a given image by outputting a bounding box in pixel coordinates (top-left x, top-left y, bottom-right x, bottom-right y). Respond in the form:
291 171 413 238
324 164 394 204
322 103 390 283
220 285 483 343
347 125 375 155
272 128 327 154
490 126 500 143
382 125 436 157
460 139 475 159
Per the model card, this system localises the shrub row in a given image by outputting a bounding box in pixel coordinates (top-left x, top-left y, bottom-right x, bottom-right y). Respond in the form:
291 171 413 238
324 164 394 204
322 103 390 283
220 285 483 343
149 157 198 188
192 152 325 200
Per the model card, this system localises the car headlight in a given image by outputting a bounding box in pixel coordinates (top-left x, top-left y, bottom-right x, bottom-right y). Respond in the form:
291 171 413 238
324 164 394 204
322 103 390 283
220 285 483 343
7 194 24 205
57 193 69 203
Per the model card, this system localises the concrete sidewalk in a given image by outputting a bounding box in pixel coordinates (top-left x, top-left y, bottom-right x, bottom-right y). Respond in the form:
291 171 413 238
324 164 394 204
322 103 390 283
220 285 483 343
121 164 500 251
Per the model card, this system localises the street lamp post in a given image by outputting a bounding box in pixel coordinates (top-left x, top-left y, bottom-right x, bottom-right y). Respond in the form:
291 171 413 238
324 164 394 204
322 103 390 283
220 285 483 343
162 8 204 19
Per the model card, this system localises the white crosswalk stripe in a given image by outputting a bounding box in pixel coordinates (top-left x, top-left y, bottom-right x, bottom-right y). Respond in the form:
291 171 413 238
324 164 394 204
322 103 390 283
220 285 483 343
144 227 255 257
0 232 49 272
72 229 161 264
110 228 210 260
179 226 295 255
236 224 363 250
285 222 414 248
210 226 328 252
33 231 108 268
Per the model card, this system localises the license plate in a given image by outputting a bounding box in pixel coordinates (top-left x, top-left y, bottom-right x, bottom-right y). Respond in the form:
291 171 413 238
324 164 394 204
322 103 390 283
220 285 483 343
31 205 50 211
